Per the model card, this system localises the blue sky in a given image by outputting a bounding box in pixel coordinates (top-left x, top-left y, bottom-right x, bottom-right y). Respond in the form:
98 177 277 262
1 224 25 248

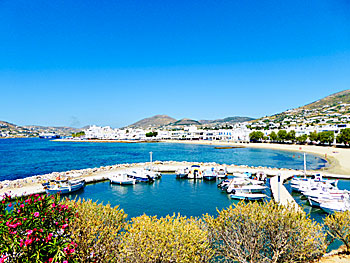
1 0 350 128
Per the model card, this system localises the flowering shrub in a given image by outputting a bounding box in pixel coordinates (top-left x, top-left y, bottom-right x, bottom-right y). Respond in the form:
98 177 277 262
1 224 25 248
0 193 76 263
118 214 213 263
324 211 350 253
66 199 127 262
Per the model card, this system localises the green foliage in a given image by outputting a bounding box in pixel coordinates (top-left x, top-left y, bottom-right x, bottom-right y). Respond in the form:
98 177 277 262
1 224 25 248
118 214 213 263
277 129 288 142
249 131 264 142
324 211 350 253
269 131 278 141
0 194 76 263
72 131 85 138
66 199 127 262
296 134 308 144
287 130 296 142
205 201 326 263
337 128 350 145
309 131 319 142
145 131 158 137
318 131 335 145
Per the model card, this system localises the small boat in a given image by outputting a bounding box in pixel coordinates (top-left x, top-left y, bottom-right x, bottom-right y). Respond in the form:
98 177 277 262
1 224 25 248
39 132 60 139
232 172 251 178
175 167 189 179
187 165 202 179
110 173 136 185
226 183 267 194
126 169 154 183
43 179 85 194
203 169 217 181
216 167 228 179
230 191 267 201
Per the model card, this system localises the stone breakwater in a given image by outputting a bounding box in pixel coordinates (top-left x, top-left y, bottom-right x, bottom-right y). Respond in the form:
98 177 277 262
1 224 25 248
0 161 306 198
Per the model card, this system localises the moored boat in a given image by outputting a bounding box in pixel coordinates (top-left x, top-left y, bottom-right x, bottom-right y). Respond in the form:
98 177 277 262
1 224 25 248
203 169 217 181
110 173 136 185
230 191 267 201
187 165 202 179
176 167 189 179
43 179 85 194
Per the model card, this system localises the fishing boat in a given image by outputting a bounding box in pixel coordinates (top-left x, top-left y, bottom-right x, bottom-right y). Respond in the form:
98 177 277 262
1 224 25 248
175 167 189 179
203 169 217 181
39 132 60 139
187 165 202 179
109 173 136 185
43 179 85 194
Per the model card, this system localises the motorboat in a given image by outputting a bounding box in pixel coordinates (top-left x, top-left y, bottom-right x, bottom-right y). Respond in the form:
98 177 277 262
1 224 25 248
109 173 136 185
126 169 154 183
232 172 251 178
320 199 350 213
43 179 85 194
175 167 189 179
203 169 217 181
216 167 228 179
226 180 267 194
187 165 202 179
230 191 267 201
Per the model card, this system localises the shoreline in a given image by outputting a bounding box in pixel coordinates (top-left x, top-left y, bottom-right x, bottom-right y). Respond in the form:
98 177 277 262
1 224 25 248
55 138 350 176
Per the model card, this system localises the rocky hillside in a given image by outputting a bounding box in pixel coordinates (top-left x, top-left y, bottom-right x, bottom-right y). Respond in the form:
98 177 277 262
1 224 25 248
302 89 350 110
127 115 177 128
201 116 255 125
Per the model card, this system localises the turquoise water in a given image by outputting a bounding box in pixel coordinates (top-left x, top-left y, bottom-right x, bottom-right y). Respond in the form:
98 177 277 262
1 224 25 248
66 175 272 218
0 138 326 181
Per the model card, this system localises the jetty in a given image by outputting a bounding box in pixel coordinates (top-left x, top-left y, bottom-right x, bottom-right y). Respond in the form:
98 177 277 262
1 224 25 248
0 161 346 207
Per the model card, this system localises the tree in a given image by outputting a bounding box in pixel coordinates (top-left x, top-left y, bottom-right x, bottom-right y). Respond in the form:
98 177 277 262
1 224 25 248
318 131 334 145
72 131 85 138
269 131 277 142
296 134 308 144
249 131 264 142
145 131 158 137
337 128 350 146
287 130 296 142
277 130 287 142
309 131 319 143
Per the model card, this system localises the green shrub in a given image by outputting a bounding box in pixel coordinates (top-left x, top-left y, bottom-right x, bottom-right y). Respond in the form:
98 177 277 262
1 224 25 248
205 201 326 263
0 193 76 263
324 211 350 253
65 199 127 262
118 214 213 263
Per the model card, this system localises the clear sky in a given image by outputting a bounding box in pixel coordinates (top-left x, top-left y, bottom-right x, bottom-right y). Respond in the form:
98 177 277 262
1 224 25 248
1 0 350 128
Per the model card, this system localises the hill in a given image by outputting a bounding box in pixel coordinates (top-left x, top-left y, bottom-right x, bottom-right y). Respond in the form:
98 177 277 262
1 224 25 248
200 116 255 125
170 118 201 126
250 89 350 128
128 115 177 128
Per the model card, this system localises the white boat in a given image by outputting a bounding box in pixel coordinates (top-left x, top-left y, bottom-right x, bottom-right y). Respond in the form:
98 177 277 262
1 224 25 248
203 169 217 181
216 167 228 179
230 191 267 201
187 165 202 179
320 199 350 213
176 167 189 179
126 169 154 183
226 182 267 194
42 179 85 194
232 172 251 178
110 173 136 185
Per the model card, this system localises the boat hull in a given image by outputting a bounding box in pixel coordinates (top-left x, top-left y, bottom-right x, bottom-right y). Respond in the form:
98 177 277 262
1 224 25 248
45 181 85 194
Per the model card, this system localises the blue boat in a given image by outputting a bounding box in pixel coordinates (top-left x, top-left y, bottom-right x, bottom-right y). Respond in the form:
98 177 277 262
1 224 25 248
203 169 217 181
43 179 85 194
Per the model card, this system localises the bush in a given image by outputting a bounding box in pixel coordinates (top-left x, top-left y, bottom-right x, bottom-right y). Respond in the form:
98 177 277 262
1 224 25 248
205 201 326 263
324 211 350 253
0 193 76 263
66 199 127 262
118 214 213 263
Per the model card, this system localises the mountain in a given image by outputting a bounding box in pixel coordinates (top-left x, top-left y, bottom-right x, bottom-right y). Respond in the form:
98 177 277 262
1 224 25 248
170 118 201 126
128 115 177 128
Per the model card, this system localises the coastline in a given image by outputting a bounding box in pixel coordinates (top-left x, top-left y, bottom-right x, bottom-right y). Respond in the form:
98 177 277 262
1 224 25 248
55 138 350 176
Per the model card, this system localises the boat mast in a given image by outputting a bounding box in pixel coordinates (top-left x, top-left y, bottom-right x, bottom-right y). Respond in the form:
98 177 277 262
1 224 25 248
303 152 306 178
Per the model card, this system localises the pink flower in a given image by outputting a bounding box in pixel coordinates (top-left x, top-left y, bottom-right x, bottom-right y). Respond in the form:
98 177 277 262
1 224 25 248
8 203 12 207
20 204 24 208
23 217 27 221
48 258 53 263
27 230 33 235
62 224 68 229
52 203 56 208
24 238 33 246
33 212 39 217
63 261 68 263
